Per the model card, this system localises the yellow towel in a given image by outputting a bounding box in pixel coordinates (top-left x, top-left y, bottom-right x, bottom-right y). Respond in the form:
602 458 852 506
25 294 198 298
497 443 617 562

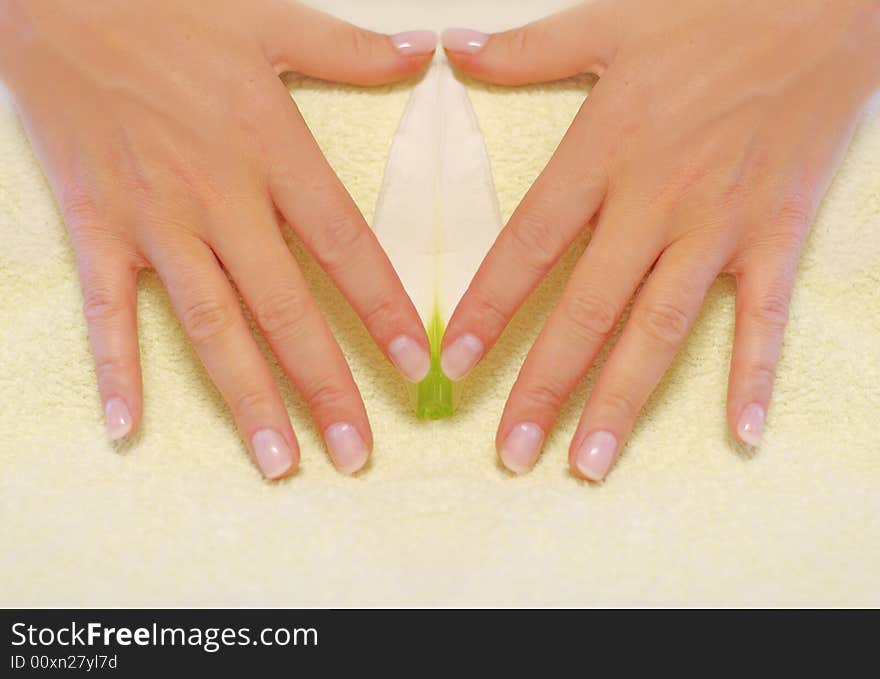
1 4 879 605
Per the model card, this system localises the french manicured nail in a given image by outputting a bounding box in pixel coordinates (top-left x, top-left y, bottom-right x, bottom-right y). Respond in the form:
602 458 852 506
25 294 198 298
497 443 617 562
325 422 369 475
251 429 296 479
574 430 618 482
500 423 545 474
441 333 484 381
442 28 489 54
391 30 438 56
737 403 765 446
388 335 431 382
104 397 132 440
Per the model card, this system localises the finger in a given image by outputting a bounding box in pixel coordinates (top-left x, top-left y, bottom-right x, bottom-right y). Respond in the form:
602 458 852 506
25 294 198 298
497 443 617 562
440 97 611 381
570 241 723 481
76 243 143 441
441 1 619 85
265 84 430 384
260 1 436 84
728 246 800 447
209 202 373 476
57 181 145 441
150 236 299 480
495 199 666 474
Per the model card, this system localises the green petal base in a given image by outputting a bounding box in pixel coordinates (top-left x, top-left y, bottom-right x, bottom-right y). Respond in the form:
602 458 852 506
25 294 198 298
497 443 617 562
407 310 460 419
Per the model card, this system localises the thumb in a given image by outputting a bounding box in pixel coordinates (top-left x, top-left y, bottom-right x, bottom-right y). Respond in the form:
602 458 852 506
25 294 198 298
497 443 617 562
260 2 436 86
441 2 619 85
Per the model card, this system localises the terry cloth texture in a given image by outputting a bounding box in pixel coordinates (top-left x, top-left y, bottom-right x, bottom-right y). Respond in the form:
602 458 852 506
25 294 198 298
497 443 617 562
1 1 879 605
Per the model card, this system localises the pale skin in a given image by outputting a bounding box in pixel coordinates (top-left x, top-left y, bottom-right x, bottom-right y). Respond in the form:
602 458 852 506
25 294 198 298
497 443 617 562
439 0 880 480
0 0 440 478
2 1 878 483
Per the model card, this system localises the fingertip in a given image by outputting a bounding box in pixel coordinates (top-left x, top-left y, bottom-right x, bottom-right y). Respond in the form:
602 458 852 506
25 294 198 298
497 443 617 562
734 402 766 447
571 430 618 482
397 52 436 78
441 28 489 55
440 333 484 381
388 334 431 383
385 30 437 80
104 396 134 441
252 428 300 480
390 30 438 57
498 422 545 475
324 421 371 475
441 28 490 77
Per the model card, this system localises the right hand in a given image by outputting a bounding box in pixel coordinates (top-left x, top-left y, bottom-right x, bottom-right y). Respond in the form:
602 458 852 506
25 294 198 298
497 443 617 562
0 0 439 478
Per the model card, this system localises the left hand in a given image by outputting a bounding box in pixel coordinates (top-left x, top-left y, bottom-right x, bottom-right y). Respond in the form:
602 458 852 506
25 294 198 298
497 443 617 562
439 0 880 481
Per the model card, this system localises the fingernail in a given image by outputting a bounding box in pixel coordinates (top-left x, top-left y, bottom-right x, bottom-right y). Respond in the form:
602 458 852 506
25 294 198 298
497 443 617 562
441 333 484 381
324 422 369 475
388 335 431 382
737 403 765 446
499 423 545 475
390 30 438 56
104 397 132 440
442 28 489 54
574 430 618 482
251 429 296 480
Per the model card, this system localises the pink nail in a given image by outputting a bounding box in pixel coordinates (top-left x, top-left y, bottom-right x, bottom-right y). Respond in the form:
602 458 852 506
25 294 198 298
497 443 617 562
251 429 296 479
500 423 545 474
442 28 489 54
737 403 765 446
388 335 431 382
324 422 369 475
104 397 132 441
440 333 484 381
390 30 438 56
574 430 618 481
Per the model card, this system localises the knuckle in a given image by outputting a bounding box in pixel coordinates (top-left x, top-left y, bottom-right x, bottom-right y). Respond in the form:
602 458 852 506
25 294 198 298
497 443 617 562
471 293 510 336
167 158 225 211
638 301 691 347
717 176 754 216
181 298 236 345
601 389 636 421
775 193 813 232
303 378 350 413
308 212 366 271
750 290 791 330
501 24 545 59
561 290 617 341
360 296 397 333
509 210 562 271
503 27 532 57
252 289 310 341
82 285 124 324
519 381 566 413
342 25 378 60
747 362 777 389
123 141 223 216
233 389 274 420
749 228 805 261
93 355 134 382
121 164 158 213
651 164 714 210
60 182 102 235
746 195 812 257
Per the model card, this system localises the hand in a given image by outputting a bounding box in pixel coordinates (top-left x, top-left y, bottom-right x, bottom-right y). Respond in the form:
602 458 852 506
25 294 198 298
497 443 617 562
0 0 439 478
439 0 880 480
